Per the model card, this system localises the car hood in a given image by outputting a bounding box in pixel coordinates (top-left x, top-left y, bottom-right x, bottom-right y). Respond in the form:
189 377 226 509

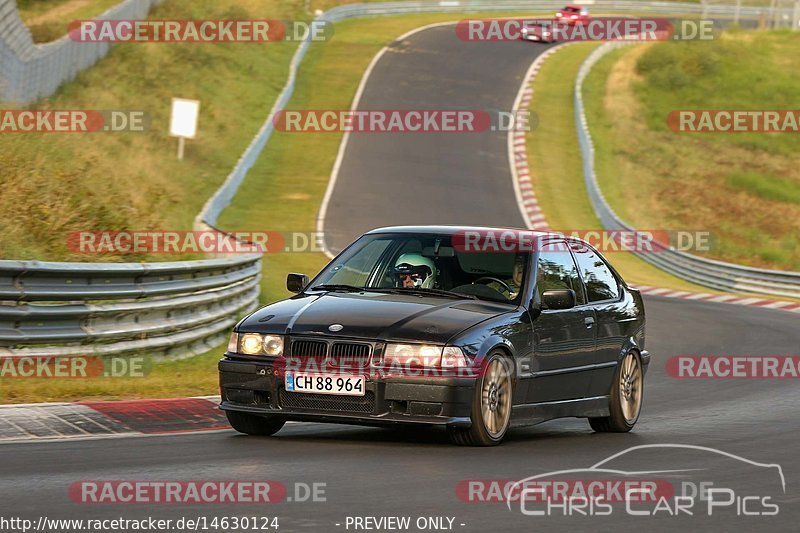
237 292 513 344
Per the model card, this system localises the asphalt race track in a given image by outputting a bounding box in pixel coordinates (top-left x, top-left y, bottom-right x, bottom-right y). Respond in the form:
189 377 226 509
3 26 799 533
322 25 550 254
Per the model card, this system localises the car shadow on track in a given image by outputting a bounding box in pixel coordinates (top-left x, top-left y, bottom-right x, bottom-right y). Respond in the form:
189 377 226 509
224 419 648 448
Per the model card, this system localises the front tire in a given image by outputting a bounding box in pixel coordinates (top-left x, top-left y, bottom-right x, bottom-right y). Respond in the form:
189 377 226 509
226 410 286 436
449 351 513 446
589 351 643 433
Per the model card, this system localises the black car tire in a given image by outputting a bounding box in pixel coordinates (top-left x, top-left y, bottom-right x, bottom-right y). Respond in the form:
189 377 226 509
449 351 513 446
589 351 643 433
226 410 286 436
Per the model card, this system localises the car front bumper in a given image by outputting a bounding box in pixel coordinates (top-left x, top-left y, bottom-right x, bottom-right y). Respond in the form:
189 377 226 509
219 358 476 428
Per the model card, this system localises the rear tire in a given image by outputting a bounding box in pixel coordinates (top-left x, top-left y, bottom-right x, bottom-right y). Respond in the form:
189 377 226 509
226 410 286 436
589 351 643 433
448 351 513 446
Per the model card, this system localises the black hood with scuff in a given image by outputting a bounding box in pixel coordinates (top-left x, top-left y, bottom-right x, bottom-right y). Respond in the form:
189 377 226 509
237 292 514 344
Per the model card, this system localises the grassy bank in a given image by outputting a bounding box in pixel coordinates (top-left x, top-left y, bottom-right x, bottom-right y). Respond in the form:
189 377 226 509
17 0 121 42
1 0 304 262
583 32 800 271
525 43 713 292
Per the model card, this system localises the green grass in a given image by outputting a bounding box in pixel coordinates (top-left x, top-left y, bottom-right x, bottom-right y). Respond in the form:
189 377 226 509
634 31 800 157
0 348 224 403
726 171 800 204
18 0 133 43
582 32 800 270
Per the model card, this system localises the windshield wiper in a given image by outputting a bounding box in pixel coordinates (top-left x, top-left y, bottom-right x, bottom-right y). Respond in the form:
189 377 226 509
308 284 369 292
309 284 402 294
388 287 478 300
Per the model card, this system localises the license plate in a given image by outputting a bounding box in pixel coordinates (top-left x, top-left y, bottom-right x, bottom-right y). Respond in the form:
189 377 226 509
285 372 365 396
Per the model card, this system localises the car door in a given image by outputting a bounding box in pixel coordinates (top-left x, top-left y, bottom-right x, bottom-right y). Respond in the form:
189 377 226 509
569 241 628 397
527 240 598 403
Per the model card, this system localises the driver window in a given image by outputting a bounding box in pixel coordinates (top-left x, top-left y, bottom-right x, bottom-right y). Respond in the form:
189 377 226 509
536 241 586 305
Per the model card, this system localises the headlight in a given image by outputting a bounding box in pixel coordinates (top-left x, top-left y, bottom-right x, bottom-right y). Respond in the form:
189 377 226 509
262 335 284 356
383 344 468 368
237 333 284 356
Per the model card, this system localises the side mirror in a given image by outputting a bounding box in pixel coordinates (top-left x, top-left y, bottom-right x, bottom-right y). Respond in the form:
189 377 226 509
541 289 576 310
286 273 309 293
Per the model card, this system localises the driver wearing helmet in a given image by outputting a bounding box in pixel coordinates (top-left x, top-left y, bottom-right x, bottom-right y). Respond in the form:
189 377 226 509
394 253 437 289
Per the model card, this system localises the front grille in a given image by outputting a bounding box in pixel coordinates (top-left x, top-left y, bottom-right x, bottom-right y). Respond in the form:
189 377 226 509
292 340 327 358
290 338 373 367
279 389 376 413
330 342 371 365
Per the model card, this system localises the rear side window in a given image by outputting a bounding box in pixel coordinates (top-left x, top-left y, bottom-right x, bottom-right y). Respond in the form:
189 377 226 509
536 241 585 305
570 243 620 302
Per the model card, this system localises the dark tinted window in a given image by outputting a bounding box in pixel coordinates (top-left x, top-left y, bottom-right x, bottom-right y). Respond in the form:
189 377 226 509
536 241 585 305
311 233 529 304
570 243 620 302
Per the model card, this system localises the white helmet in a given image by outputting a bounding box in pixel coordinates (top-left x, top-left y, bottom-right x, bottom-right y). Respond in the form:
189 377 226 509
394 253 437 289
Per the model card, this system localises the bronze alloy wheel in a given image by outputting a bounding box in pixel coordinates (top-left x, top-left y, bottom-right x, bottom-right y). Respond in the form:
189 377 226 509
619 352 643 424
589 351 644 433
481 357 512 438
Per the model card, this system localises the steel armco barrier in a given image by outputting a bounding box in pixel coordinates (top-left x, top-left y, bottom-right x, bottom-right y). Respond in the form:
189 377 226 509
0 254 261 358
574 41 800 299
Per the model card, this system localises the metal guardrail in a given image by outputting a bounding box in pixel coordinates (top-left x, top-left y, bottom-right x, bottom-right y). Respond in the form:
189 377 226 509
573 42 800 299
0 0 162 104
0 254 261 358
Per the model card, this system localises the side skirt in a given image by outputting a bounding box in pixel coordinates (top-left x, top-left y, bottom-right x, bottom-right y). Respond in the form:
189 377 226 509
509 395 610 428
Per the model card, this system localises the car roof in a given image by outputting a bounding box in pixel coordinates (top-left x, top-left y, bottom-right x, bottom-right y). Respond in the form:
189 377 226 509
564 4 584 9
366 225 556 238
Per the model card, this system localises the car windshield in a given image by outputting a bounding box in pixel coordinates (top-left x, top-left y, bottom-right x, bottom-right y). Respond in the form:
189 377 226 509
309 232 530 304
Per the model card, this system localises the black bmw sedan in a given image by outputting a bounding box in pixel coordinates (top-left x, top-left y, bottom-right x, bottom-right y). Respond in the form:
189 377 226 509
219 226 649 446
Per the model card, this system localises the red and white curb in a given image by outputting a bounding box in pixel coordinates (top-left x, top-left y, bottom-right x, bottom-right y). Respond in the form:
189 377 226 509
509 43 572 232
634 286 800 313
0 396 226 442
